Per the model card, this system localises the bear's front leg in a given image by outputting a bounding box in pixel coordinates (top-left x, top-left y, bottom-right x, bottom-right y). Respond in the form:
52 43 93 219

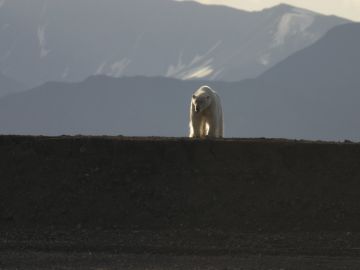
206 118 220 138
189 114 202 138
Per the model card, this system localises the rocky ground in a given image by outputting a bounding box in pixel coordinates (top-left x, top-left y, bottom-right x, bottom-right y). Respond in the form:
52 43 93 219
1 136 360 269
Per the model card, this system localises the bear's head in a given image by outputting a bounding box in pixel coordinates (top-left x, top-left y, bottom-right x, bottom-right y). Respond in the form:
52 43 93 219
192 93 211 113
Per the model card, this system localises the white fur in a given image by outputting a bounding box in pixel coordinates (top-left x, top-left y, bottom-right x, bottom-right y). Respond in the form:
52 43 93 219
189 86 224 138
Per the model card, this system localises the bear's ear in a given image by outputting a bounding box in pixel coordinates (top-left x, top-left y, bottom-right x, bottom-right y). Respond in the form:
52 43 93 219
192 95 196 99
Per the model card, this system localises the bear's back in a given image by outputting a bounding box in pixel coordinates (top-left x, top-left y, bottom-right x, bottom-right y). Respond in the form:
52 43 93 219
195 85 216 97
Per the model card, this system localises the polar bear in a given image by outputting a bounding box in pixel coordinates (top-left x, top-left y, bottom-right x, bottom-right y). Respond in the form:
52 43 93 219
189 86 224 138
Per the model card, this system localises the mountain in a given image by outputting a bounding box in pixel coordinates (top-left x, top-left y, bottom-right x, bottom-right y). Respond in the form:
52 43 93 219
0 0 349 86
236 22 360 140
258 22 360 88
0 23 359 141
0 72 27 97
248 23 360 139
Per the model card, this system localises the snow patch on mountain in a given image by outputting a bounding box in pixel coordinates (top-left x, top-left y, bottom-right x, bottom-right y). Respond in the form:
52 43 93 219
182 61 214 80
166 41 222 79
95 59 132 77
37 25 50 58
210 68 224 80
259 54 271 66
95 62 107 75
272 7 317 47
108 59 131 77
183 66 213 80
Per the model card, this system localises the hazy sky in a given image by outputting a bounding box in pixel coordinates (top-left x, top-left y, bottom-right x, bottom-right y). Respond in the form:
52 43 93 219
185 0 360 21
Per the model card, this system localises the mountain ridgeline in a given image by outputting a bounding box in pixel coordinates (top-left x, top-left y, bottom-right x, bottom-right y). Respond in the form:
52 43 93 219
0 0 349 87
0 23 359 141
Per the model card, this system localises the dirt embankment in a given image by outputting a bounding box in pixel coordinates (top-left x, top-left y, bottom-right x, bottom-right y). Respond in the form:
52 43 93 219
1 136 360 232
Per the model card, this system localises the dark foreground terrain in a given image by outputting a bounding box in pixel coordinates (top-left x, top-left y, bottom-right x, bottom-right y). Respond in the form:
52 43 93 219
1 136 360 269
